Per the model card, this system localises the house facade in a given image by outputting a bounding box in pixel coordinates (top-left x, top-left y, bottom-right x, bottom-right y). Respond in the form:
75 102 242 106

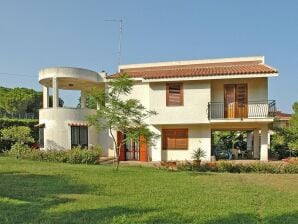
37 56 278 161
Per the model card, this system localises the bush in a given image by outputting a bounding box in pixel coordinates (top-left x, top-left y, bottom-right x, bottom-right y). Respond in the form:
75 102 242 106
177 161 298 174
0 118 38 152
6 145 102 165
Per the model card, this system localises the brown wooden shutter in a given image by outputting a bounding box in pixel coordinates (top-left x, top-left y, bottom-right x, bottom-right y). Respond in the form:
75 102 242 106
166 83 183 106
139 135 147 162
175 129 188 149
162 129 188 150
224 84 236 118
236 84 248 118
117 131 125 161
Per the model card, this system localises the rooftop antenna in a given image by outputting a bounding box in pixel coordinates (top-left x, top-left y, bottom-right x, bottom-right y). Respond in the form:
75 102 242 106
105 19 123 72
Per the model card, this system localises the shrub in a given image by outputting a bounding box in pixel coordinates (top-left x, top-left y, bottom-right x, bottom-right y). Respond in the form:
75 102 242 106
0 118 38 152
177 161 298 174
6 145 102 165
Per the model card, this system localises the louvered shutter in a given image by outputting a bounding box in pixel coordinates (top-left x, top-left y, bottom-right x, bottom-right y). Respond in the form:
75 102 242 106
166 83 183 106
236 84 248 118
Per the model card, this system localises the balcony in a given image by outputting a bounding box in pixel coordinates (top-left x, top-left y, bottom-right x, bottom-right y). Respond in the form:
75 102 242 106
208 100 276 120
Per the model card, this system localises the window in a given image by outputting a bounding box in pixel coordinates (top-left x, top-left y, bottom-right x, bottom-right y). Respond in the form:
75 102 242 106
166 83 183 106
71 126 88 148
39 127 44 148
162 129 188 150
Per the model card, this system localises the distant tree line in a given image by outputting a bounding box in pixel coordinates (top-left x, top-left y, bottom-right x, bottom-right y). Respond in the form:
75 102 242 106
0 86 64 116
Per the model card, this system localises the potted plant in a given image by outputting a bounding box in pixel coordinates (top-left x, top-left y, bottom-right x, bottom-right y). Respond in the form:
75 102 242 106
192 147 206 166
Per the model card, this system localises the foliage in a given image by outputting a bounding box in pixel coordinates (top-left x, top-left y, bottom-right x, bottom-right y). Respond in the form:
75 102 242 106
1 126 34 156
77 95 97 109
271 101 298 158
0 86 38 114
178 161 298 174
6 145 102 164
0 86 64 116
1 126 34 144
191 147 207 160
213 131 247 151
87 73 158 170
0 118 38 152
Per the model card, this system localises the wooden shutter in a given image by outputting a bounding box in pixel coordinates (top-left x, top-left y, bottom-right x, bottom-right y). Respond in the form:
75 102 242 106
224 84 236 118
162 129 188 150
224 84 248 118
175 129 188 149
117 131 125 161
166 83 183 106
236 84 248 118
139 135 147 162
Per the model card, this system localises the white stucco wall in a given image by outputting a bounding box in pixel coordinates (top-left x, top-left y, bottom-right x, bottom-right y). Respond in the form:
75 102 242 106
150 125 211 162
211 78 268 102
149 81 211 125
39 108 108 153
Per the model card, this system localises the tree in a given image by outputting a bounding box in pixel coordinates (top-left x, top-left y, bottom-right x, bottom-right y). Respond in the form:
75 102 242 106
1 126 34 157
87 73 157 170
0 87 37 114
272 102 298 157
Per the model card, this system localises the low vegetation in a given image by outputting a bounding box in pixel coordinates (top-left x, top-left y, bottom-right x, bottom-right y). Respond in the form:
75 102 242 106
5 146 102 165
271 102 298 159
0 157 297 223
178 160 298 174
0 118 38 152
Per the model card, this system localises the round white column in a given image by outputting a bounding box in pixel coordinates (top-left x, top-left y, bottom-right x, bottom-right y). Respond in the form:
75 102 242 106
52 77 59 108
43 86 49 108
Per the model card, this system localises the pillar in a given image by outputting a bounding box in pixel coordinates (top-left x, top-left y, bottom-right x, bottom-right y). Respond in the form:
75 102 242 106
43 86 49 108
247 131 253 151
260 125 269 161
150 126 162 161
52 77 59 108
81 90 86 108
253 129 260 159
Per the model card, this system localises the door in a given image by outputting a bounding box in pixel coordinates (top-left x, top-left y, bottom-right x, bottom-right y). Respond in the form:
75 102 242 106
224 84 236 118
117 133 147 161
125 137 140 160
224 84 248 118
117 131 125 161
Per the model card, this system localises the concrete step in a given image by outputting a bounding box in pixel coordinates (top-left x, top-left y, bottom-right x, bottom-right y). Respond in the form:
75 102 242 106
98 156 115 164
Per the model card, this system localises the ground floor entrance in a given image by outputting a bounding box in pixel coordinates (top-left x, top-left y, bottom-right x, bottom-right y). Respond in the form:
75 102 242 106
211 123 270 161
117 132 148 162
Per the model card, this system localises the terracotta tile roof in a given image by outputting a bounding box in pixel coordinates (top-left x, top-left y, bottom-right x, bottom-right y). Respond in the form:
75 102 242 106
275 111 291 120
68 122 89 127
108 60 278 80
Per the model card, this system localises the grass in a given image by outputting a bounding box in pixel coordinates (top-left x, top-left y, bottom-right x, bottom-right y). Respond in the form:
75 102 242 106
0 157 298 223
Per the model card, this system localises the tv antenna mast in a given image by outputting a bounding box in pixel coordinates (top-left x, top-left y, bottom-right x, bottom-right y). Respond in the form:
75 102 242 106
105 19 123 71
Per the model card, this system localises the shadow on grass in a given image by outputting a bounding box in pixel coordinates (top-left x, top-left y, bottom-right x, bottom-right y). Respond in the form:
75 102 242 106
0 172 89 223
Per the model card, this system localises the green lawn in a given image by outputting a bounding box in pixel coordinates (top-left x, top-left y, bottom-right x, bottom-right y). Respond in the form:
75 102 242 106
0 157 297 224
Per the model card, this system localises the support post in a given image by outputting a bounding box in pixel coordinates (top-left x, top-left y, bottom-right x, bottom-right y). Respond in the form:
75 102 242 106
52 77 59 108
253 129 260 159
260 125 269 161
43 86 49 108
81 90 86 108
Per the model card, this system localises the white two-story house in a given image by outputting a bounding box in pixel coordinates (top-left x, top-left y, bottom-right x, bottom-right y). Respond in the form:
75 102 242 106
37 56 278 162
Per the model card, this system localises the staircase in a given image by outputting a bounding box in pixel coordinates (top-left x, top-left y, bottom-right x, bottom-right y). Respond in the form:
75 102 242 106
98 156 115 165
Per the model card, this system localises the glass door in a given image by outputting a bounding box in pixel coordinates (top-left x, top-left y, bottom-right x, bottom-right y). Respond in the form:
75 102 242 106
124 136 140 161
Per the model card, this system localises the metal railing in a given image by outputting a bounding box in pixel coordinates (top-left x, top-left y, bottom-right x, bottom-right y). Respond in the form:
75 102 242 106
208 100 276 120
0 112 38 119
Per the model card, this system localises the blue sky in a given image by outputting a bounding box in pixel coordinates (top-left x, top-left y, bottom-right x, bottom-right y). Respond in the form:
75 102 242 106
0 0 297 112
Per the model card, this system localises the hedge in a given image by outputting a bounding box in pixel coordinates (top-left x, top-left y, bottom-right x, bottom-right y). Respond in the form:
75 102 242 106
0 118 38 152
177 160 298 174
5 145 102 165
